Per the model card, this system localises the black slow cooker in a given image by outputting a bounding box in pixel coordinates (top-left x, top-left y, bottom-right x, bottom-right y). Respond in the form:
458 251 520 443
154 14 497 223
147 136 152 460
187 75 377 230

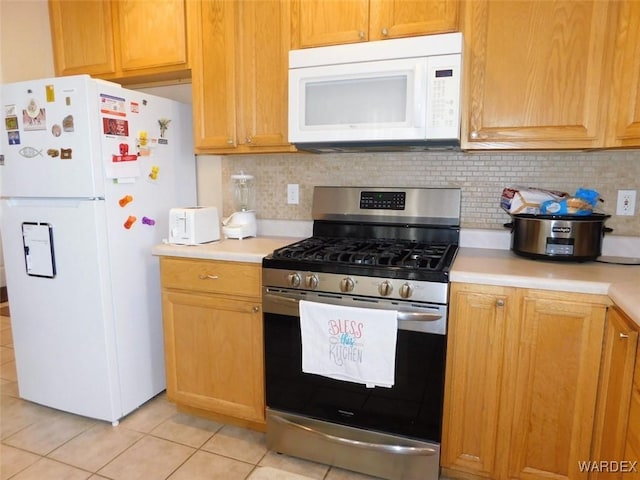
504 213 612 262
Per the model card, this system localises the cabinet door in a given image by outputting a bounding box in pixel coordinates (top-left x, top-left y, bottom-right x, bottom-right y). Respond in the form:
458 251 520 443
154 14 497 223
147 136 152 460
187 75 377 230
291 0 370 47
49 0 116 76
115 0 188 72
606 1 640 147
506 292 606 480
442 284 514 478
626 345 640 480
592 306 639 480
191 0 238 150
462 1 616 149
369 0 459 40
236 0 292 150
162 290 264 423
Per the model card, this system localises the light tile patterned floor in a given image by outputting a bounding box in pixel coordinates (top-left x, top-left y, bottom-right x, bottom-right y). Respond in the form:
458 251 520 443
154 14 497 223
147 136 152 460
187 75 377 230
0 302 381 480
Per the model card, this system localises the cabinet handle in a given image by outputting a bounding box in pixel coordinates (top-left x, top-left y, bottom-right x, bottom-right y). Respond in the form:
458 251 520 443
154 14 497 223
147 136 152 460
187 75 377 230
358 30 365 39
470 131 479 139
496 299 505 307
246 137 252 144
226 139 234 145
198 274 219 280
381 27 389 36
619 332 629 339
252 306 260 313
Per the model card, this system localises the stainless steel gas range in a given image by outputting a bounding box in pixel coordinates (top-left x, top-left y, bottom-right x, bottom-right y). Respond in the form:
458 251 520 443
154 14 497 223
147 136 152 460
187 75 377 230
262 186 461 480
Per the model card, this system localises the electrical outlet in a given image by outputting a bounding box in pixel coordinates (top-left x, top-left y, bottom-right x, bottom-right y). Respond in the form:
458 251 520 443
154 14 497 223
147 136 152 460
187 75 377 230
287 184 299 205
616 190 636 216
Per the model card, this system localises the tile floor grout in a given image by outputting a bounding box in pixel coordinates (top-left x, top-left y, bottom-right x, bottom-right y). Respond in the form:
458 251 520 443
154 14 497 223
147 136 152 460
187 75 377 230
0 302 381 480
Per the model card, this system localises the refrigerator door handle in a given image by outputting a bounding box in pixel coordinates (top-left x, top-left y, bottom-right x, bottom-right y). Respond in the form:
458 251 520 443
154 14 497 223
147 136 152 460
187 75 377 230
5 197 103 207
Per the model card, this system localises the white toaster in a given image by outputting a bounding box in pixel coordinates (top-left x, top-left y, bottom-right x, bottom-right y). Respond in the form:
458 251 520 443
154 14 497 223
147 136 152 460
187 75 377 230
169 206 220 245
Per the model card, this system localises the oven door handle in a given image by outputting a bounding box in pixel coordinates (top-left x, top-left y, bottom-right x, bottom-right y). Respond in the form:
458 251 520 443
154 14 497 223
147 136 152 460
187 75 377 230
264 293 442 322
269 412 438 456
264 293 299 307
397 311 442 322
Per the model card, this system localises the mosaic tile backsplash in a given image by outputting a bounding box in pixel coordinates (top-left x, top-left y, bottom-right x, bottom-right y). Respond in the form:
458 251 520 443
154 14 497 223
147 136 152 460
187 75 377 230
220 150 640 237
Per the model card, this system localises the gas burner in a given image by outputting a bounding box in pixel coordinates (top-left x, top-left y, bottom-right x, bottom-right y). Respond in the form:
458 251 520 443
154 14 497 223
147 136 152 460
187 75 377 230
272 237 454 272
264 186 461 287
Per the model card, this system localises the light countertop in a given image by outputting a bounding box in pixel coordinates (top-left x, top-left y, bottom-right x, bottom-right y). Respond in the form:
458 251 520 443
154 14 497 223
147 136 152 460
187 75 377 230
152 238 640 327
151 236 301 263
452 248 640 326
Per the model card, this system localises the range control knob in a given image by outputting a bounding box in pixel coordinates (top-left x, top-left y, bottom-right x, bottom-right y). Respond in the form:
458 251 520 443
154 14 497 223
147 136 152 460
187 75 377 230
378 280 393 296
305 274 319 289
340 277 355 292
287 272 301 288
399 283 413 299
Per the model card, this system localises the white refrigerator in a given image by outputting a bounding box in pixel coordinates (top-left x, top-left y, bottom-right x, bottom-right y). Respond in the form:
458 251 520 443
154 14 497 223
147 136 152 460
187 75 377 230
0 75 196 423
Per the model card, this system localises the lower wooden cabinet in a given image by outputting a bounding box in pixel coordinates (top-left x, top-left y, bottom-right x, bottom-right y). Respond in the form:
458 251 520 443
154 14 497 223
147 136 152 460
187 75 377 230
441 284 512 477
442 283 609 480
159 257 265 430
621 305 640 480
626 343 640 480
592 305 639 480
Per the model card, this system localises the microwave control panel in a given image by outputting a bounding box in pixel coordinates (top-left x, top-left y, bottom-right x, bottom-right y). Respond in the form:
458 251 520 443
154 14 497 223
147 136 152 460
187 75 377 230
426 54 461 134
429 68 458 129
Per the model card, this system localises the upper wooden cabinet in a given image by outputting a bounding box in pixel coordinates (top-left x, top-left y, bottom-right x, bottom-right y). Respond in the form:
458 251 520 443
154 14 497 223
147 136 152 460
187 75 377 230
606 1 640 147
49 0 191 84
461 1 617 150
190 0 294 154
291 0 459 48
116 0 188 75
49 1 116 76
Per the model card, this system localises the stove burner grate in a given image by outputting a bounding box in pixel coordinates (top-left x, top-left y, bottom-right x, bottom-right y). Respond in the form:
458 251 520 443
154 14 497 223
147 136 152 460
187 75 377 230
272 237 454 271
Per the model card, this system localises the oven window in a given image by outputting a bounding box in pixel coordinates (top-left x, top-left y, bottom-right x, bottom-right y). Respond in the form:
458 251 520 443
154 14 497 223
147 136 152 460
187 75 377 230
264 312 446 443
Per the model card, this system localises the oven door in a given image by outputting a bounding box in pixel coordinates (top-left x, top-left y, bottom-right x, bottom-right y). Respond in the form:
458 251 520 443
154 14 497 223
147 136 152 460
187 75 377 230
263 288 446 440
263 287 446 479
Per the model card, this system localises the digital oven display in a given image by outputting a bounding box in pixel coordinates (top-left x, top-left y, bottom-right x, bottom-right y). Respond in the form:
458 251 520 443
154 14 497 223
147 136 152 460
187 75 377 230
360 191 406 210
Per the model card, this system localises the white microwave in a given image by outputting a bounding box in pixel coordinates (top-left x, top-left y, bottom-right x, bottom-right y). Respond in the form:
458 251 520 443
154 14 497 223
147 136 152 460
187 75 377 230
288 33 463 152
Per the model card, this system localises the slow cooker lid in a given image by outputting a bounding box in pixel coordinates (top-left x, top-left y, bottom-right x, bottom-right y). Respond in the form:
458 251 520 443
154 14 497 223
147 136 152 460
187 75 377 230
511 212 610 221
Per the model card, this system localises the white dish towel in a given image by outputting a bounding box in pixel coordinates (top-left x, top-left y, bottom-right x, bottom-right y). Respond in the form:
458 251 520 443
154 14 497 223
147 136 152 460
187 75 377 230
299 300 398 388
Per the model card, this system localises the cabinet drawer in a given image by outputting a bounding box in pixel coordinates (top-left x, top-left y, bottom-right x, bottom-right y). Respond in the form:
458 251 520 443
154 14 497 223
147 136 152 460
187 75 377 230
160 257 261 297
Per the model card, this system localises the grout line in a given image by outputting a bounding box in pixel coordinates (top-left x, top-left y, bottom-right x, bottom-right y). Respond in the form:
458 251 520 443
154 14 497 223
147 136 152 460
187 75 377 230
0 310 361 480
